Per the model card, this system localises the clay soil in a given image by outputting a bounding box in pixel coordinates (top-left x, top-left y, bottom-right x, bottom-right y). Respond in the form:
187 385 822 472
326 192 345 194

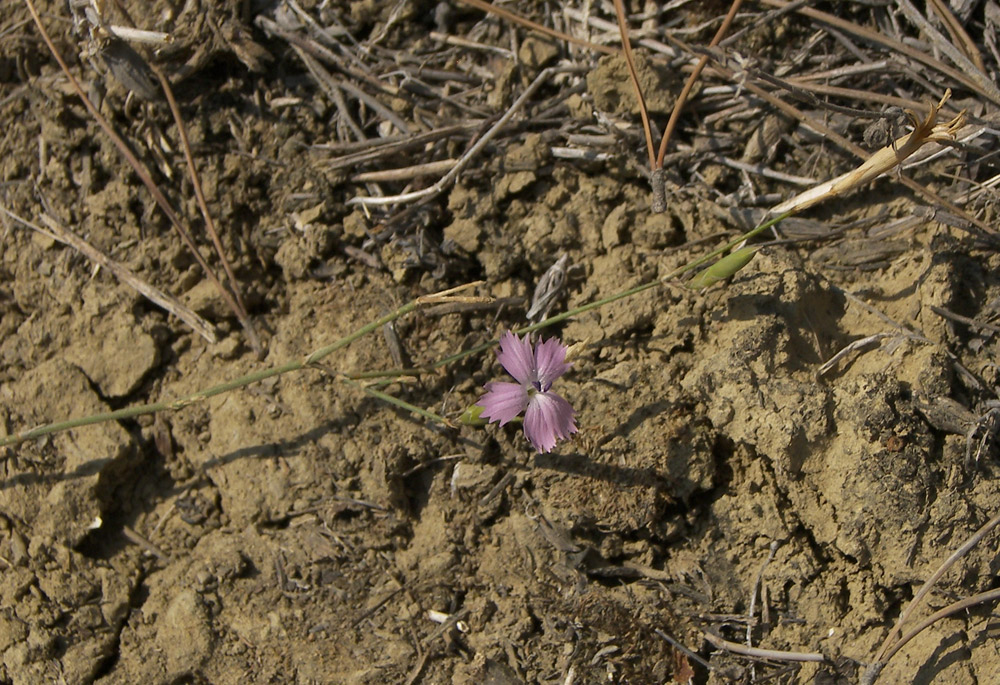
2 1 1000 683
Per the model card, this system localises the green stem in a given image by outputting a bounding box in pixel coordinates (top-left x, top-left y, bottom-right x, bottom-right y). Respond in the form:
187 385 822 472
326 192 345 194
0 299 420 448
340 377 450 426
349 367 433 379
433 211 791 369
0 213 789 448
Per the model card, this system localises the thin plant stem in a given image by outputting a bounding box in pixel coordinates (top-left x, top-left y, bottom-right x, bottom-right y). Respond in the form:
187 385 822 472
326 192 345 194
432 211 790 370
154 69 261 354
0 207 786 449
434 278 660 370
0 296 422 448
457 0 615 55
1 204 217 344
103 0 259 353
340 377 451 426
620 0 742 211
862 588 1000 683
347 65 586 207
863 509 1000 682
612 0 656 170
655 0 743 169
759 0 1000 107
350 367 434 380
22 0 245 341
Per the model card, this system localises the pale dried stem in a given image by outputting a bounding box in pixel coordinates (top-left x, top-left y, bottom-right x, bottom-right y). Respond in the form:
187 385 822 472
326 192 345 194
664 34 860 154
702 152 815 186
122 525 172 562
347 65 585 207
256 16 412 134
818 333 894 376
666 36 997 238
655 0 743 169
351 159 458 183
862 511 1000 683
561 8 677 56
895 0 991 95
759 70 922 114
428 31 514 58
759 0 1000 107
315 124 476 158
0 204 217 343
926 0 985 72
549 147 613 162
654 630 713 672
23 0 252 344
703 631 826 663
105 25 171 45
772 93 965 215
295 45 367 140
150 66 261 354
457 0 615 55
561 2 920 121
105 0 258 351
882 589 1000 663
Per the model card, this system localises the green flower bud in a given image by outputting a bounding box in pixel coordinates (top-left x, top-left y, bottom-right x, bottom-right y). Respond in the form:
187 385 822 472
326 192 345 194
688 246 757 289
460 403 488 426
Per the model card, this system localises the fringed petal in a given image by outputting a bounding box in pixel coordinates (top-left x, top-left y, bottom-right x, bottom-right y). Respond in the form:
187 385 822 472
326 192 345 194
533 337 571 389
496 331 535 386
523 392 577 453
476 382 529 426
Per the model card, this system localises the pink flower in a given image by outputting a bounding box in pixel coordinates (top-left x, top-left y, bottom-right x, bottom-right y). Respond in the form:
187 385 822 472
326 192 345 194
476 331 577 453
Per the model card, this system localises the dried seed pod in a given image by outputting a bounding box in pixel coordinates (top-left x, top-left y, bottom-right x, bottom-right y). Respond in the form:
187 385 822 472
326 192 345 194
527 254 570 322
99 37 159 101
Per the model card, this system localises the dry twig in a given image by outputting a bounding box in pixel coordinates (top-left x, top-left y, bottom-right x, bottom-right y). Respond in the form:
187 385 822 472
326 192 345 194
0 204 217 343
24 0 254 347
104 0 259 352
862 511 1000 683
703 631 826 664
347 65 585 207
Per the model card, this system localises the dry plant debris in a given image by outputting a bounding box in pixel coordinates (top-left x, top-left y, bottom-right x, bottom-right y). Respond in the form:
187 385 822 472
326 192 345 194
1 1 1000 683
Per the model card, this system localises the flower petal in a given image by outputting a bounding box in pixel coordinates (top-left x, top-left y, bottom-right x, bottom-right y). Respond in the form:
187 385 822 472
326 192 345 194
533 337 571 389
476 382 529 426
523 391 577 453
496 331 535 385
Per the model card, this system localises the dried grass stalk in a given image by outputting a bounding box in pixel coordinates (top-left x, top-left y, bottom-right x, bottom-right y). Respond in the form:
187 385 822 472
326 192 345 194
771 91 965 215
